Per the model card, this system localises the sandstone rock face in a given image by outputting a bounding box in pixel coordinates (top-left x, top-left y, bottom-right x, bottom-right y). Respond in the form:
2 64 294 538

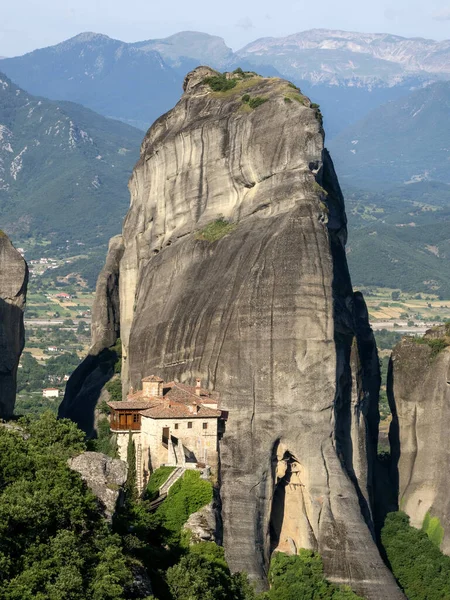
68 451 127 519
70 67 404 598
388 328 450 553
0 232 28 418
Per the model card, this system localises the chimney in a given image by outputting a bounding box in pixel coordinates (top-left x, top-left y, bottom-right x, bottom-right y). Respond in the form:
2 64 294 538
195 378 201 396
143 376 164 398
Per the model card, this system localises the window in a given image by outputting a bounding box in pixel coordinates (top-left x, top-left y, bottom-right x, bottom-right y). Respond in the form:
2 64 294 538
133 414 139 423
203 422 208 430
187 422 193 429
174 423 179 430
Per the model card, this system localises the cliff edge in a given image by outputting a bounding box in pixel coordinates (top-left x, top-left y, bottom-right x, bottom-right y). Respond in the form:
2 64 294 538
0 232 28 417
388 325 450 553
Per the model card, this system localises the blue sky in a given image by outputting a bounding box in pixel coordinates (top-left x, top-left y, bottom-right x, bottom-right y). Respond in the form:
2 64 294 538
2 0 450 56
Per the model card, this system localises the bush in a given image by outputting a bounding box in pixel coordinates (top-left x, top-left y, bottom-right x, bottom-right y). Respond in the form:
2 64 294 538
267 550 363 599
284 97 293 104
415 336 450 357
88 418 118 458
242 94 250 103
106 376 122 402
248 97 268 109
166 543 256 600
382 511 450 599
203 74 237 92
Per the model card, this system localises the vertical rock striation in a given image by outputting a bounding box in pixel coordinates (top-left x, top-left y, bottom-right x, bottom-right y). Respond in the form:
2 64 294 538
0 232 28 417
64 67 404 598
388 326 450 553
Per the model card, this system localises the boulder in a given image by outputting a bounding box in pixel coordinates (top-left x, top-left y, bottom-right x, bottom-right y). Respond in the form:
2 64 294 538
68 451 127 519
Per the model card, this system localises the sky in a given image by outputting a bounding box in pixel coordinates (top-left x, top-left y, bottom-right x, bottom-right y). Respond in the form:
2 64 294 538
2 0 450 57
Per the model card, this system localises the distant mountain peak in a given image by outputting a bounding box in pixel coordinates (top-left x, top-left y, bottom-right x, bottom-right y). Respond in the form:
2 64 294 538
65 32 114 44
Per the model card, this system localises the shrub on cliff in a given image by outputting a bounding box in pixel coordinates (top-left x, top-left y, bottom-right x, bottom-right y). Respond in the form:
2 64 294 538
267 550 363 599
248 97 268 109
381 511 450 599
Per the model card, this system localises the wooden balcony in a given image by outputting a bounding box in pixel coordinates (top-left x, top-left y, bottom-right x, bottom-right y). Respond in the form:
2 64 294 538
110 409 141 432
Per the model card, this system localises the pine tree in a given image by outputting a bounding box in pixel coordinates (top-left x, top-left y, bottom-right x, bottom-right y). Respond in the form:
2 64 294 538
125 431 137 503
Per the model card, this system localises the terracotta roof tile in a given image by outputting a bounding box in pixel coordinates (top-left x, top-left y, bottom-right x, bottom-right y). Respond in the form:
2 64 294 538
108 399 158 410
109 378 222 418
140 404 221 419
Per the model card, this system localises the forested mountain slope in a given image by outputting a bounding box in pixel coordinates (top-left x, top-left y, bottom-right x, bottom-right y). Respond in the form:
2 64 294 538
0 72 141 251
329 81 450 187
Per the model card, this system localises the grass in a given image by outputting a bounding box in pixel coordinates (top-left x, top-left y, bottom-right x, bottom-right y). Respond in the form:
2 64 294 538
422 512 445 547
195 218 236 243
145 466 176 501
155 471 213 543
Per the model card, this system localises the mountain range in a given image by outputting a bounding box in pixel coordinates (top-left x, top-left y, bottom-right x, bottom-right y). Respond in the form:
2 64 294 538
0 71 141 252
0 28 449 295
2 29 450 136
330 81 450 187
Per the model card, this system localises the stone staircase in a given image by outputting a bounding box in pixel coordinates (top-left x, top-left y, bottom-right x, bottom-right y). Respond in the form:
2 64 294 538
147 466 185 511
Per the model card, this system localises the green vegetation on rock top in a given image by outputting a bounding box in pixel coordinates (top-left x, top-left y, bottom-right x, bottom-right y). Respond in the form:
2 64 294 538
203 74 238 92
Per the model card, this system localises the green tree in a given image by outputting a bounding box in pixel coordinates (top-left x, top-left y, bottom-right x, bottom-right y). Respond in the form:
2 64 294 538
0 413 133 598
125 432 137 504
381 511 450 600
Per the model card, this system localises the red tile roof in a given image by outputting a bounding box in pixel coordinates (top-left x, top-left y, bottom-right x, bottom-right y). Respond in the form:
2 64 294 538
107 378 222 419
108 399 158 410
140 404 221 419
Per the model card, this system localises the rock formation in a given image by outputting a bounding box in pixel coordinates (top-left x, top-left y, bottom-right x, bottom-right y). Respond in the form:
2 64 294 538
388 325 450 553
58 235 123 436
64 67 404 598
183 499 221 544
68 451 128 520
0 231 28 418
